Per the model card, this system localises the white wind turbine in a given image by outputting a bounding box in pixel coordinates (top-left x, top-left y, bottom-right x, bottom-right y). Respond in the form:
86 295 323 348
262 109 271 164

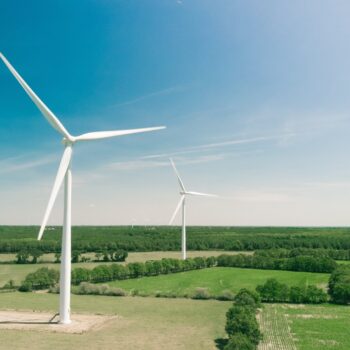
0 53 165 324
168 159 217 260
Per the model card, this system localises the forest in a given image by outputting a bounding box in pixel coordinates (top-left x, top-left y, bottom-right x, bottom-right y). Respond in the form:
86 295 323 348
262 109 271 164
2 226 350 253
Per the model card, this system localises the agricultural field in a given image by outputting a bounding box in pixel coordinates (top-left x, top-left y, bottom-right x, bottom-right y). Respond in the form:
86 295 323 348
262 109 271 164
0 227 350 350
0 292 229 350
259 303 350 350
107 267 330 297
0 250 251 264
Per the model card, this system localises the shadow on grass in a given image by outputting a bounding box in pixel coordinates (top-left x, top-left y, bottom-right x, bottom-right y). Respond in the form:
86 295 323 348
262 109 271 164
215 338 228 350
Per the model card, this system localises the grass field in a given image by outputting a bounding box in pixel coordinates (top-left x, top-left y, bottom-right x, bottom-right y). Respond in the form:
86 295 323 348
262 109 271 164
0 244 345 349
0 292 229 350
0 250 251 264
335 260 350 265
259 303 350 350
0 262 98 286
0 251 250 286
107 267 330 297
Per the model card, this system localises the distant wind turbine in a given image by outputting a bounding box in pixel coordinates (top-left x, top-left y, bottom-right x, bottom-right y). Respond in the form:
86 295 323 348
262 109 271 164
168 159 217 260
0 53 165 324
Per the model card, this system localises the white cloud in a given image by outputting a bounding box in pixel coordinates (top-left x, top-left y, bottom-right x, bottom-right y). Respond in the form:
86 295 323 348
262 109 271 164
112 85 187 108
0 154 57 174
234 190 294 203
108 154 225 171
142 133 294 159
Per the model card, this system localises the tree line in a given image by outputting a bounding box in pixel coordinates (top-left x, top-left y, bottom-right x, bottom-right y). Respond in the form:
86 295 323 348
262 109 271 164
18 252 337 292
17 260 350 308
2 225 350 254
255 248 350 261
217 253 337 273
223 289 262 350
12 249 128 264
328 265 350 304
256 278 327 304
19 257 216 291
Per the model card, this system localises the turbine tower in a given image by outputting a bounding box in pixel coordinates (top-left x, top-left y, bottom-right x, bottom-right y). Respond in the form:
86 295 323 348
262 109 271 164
0 53 165 324
168 159 216 260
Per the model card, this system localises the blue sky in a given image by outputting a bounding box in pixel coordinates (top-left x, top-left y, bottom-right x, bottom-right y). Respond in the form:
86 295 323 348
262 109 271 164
1 0 350 226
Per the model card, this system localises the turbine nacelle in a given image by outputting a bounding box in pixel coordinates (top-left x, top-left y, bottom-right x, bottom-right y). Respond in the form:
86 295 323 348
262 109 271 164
169 159 217 225
0 53 166 241
62 137 75 146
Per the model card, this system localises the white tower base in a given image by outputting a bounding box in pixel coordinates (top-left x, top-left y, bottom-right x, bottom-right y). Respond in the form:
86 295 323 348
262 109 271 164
182 198 186 260
59 162 72 324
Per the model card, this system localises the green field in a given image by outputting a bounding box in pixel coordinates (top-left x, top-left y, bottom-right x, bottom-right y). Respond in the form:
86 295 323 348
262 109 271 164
107 267 330 297
0 292 229 350
0 253 346 350
336 260 350 265
0 226 348 350
0 262 101 286
259 303 350 350
0 251 250 286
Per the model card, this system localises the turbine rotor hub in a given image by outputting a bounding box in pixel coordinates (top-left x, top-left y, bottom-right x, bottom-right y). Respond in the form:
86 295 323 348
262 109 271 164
62 138 75 147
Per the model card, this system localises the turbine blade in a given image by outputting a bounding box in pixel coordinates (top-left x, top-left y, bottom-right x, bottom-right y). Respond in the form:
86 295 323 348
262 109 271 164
169 158 186 192
75 126 166 142
38 147 73 240
169 196 185 225
0 53 71 139
185 191 218 197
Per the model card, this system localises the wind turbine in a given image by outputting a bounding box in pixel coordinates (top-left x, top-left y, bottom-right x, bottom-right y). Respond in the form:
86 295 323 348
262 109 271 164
168 159 217 260
0 53 165 324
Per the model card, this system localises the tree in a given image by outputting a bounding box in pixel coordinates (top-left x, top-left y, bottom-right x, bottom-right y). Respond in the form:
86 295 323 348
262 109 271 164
16 251 30 264
128 262 146 277
224 333 255 350
110 264 128 280
71 250 81 263
91 265 113 283
256 279 289 302
289 286 304 303
54 252 61 263
102 251 110 262
328 266 350 304
71 268 91 285
30 249 43 264
95 252 103 261
206 256 217 267
225 306 262 345
233 289 261 310
19 267 59 291
304 285 327 304
3 279 15 290
111 250 128 262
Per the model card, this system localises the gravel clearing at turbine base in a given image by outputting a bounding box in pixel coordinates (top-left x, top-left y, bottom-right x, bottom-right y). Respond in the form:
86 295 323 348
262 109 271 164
0 310 117 334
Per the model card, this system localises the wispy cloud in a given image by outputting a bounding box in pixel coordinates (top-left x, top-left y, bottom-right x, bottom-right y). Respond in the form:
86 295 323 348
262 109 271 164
108 154 225 171
188 134 295 151
142 133 294 160
0 154 57 175
234 190 294 203
112 85 187 108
